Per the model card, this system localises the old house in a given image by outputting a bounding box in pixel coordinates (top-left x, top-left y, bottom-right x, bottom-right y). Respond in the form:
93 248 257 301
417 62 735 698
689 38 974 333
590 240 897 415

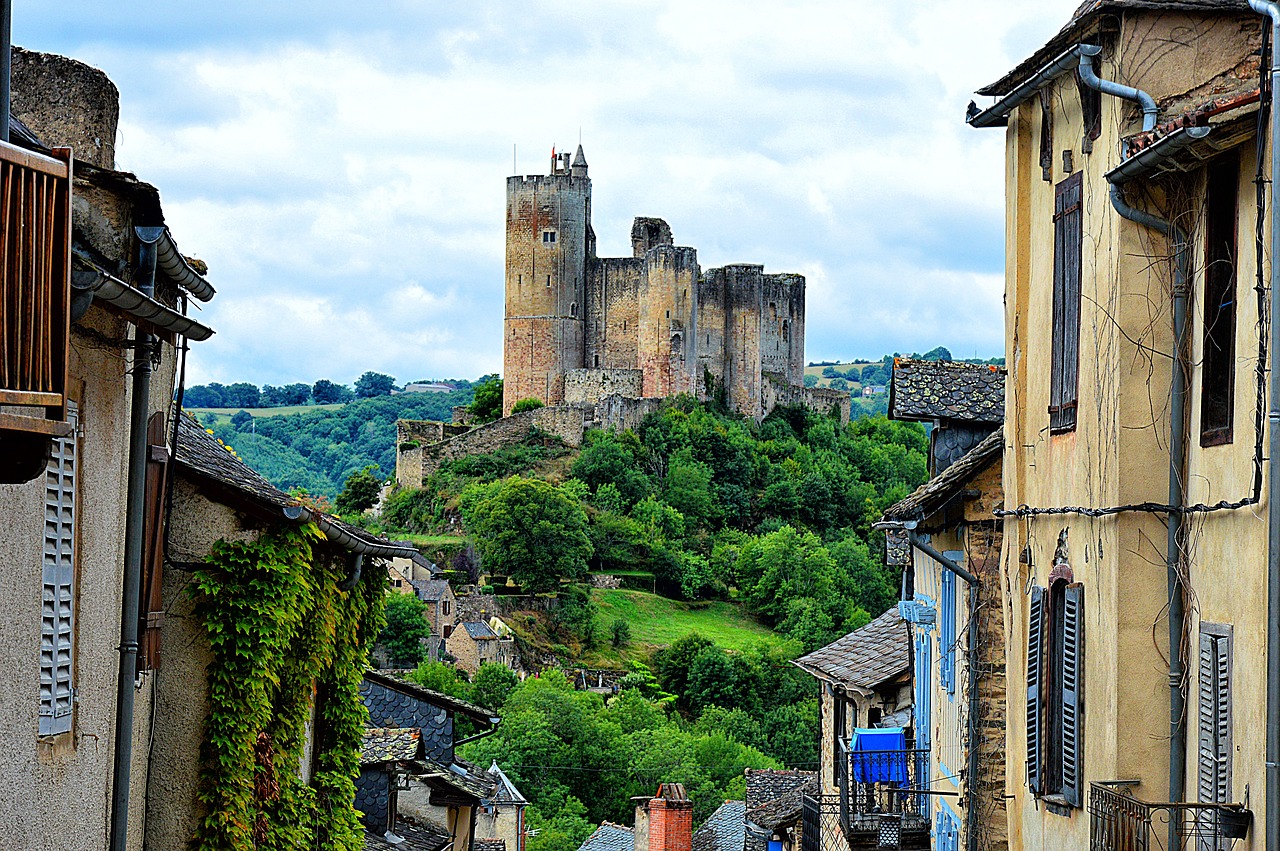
447 619 518 677
360 669 505 851
966 0 1275 848
689 770 819 851
792 608 923 851
0 47 220 851
413 577 458 637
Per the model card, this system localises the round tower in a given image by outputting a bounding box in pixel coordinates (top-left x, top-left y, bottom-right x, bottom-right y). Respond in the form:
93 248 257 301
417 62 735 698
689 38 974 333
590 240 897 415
503 146 591 414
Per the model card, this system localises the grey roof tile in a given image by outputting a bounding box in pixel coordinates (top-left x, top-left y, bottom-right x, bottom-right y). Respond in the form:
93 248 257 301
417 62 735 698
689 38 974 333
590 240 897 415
746 775 817 831
579 823 636 851
411 579 452 601
793 608 911 692
361 727 422 764
744 770 815 810
693 801 745 851
363 816 452 851
462 621 499 640
889 360 1005 425
475 842 507 851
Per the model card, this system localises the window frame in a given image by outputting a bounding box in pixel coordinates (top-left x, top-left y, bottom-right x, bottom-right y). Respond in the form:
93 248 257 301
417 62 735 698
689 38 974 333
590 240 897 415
1050 171 1084 434
1199 155 1240 446
1027 570 1084 808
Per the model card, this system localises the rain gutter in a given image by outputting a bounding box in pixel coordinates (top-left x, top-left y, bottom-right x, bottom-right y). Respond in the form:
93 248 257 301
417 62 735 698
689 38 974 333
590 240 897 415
1082 57 1190 835
72 251 215 341
1246 5 1280 850
155 228 215 302
967 45 1086 128
280 503 424 561
109 227 164 851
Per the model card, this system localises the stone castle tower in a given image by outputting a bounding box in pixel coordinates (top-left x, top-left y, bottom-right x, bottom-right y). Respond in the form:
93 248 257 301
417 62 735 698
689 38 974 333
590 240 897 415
503 145 826 421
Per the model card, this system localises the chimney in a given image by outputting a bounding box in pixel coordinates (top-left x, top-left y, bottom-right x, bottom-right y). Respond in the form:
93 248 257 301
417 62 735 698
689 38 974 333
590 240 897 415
644 783 692 851
632 796 651 851
10 47 119 168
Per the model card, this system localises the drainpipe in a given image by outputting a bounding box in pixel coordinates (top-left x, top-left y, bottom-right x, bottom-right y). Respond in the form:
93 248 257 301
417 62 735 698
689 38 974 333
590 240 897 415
109 226 165 851
907 532 981 851
1 0 11 144
1079 48 1190 829
1248 5 1280 850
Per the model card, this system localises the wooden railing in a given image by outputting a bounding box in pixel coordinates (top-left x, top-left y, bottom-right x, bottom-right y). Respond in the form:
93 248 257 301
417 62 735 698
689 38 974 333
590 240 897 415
0 141 72 431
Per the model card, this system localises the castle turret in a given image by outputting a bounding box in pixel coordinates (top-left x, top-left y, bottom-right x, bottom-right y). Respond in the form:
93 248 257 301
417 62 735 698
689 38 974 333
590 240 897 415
503 147 592 413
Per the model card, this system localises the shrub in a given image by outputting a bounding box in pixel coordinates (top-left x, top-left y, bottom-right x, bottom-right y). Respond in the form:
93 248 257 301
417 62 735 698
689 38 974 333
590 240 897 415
511 398 546 414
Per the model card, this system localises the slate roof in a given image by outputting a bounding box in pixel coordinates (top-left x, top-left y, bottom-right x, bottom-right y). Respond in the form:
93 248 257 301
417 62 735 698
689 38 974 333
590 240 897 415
487 760 529 805
744 769 815 810
412 757 494 800
175 412 434 567
363 669 499 725
693 801 745 851
578 822 636 851
411 578 453 602
977 0 1250 96
881 427 1003 523
474 841 507 851
889 360 1005 425
363 816 452 851
793 608 911 692
747 774 817 832
360 727 421 764
462 621 499 640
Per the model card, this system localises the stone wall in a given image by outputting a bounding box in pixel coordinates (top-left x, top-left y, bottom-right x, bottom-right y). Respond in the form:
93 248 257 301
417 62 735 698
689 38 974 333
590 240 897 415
762 372 852 424
12 47 119 169
594 394 665 432
411 406 586 481
451 405 475 425
587 257 644 372
638 246 700 398
564 368 644 405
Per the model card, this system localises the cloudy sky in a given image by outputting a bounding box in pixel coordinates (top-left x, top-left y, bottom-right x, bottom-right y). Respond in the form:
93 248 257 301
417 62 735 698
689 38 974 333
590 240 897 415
25 1 1081 387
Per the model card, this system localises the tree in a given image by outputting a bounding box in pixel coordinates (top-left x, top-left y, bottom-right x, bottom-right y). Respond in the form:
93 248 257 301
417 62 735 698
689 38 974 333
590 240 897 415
184 384 224 407
470 377 504 422
920 345 952 361
224 382 261 408
336 465 382 514
260 384 285 407
312 379 353 404
802 374 818 388
610 617 632 648
409 660 474 702
511 398 545 414
461 476 593 592
380 592 430 666
472 662 519 710
355 371 396 398
828 376 848 391
230 410 253 430
280 383 312 405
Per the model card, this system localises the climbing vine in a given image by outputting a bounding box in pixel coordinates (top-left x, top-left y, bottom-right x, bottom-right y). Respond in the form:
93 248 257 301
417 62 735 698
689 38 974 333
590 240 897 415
190 525 387 851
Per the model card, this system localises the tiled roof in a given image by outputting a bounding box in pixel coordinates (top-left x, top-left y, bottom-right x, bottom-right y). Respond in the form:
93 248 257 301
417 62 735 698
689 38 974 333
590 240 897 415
175 412 432 566
889 360 1004 425
487 760 529 804
462 621 499 640
363 669 498 724
474 841 507 851
747 775 817 832
744 769 815 810
881 427 1003 523
411 578 453 601
412 757 494 800
363 816 452 851
693 801 745 851
578 822 636 851
361 727 421 764
793 608 911 692
977 0 1250 96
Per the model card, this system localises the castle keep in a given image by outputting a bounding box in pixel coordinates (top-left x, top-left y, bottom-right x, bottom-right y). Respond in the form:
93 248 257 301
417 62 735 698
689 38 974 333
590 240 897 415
503 145 816 419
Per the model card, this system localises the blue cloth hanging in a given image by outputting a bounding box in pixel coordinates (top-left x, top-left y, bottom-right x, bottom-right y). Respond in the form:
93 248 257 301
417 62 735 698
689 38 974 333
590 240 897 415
848 727 908 784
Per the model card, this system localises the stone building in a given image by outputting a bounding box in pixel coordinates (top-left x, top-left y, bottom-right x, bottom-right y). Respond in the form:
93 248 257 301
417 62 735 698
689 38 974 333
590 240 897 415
503 146 838 421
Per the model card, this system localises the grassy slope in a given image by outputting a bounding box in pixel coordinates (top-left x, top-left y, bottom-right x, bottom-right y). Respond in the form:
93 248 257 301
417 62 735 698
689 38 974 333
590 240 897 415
592 589 779 651
188 403 345 424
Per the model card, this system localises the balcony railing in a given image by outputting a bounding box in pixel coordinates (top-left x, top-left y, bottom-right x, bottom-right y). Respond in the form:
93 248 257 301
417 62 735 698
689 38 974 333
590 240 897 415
837 740 931 825
0 141 72 433
1089 783 1252 851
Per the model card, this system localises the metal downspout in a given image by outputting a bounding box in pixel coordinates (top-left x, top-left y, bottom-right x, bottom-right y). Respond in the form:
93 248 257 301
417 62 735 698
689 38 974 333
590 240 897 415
1109 181 1191 837
1 0 11 144
1248 5 1280 850
109 226 164 851
1079 45 1158 132
907 531 981 851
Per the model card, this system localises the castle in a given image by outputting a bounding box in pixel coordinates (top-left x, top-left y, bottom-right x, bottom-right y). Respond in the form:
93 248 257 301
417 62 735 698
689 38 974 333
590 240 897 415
503 145 841 421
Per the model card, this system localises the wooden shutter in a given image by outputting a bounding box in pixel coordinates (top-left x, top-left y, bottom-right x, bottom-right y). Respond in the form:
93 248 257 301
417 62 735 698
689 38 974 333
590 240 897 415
1026 585 1046 795
40 399 77 736
941 568 956 695
1197 628 1231 808
1060 584 1085 806
138 412 170 673
1050 172 1083 433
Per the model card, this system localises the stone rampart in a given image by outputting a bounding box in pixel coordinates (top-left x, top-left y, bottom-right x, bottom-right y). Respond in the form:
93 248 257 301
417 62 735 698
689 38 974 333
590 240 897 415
564 368 644 405
408 406 587 481
761 372 851 423
594 394 665 432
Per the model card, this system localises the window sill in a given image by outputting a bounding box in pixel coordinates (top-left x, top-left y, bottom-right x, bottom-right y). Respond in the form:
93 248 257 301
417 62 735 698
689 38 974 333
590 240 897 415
1041 794 1076 817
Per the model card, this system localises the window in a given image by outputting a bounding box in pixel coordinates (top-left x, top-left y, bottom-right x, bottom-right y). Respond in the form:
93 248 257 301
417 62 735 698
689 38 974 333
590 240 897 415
542 230 557 244
940 566 956 696
832 688 847 785
1198 624 1232 850
546 275 551 288
1027 571 1084 806
1201 155 1239 445
442 600 450 616
41 400 78 736
1050 172 1083 433
571 302 577 317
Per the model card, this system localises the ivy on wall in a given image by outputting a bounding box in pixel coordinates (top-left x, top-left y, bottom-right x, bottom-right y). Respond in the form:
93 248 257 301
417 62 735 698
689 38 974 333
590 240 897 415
191 525 387 851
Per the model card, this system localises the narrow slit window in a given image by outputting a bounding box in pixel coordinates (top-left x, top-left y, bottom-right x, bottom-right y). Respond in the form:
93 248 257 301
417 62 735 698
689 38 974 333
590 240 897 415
1050 172 1083 433
546 275 552 288
1201 155 1239 445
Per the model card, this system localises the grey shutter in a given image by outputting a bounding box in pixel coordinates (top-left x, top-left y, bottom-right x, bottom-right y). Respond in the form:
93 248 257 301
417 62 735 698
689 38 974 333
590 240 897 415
1026 585 1046 795
1060 584 1085 807
40 400 77 736
1197 627 1232 851
1051 172 1083 432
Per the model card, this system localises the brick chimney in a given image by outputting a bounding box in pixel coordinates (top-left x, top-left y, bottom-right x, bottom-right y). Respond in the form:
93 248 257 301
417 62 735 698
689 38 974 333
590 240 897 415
638 783 692 851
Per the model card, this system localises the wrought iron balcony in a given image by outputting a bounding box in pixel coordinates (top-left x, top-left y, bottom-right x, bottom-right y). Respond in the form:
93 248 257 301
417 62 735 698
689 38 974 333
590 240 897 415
799 741 932 851
1089 783 1252 851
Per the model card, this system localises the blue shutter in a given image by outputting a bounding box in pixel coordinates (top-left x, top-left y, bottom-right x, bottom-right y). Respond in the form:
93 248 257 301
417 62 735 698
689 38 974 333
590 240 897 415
40 400 77 736
1026 585 1046 795
916 633 932 751
940 566 957 696
1060 584 1085 807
